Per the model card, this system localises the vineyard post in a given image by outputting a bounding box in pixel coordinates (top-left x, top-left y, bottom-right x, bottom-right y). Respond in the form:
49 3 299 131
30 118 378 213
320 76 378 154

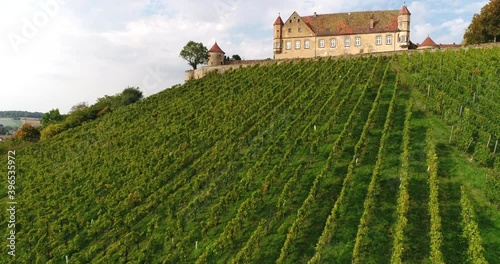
459 105 463 117
487 134 491 148
196 241 198 249
465 138 474 153
449 126 454 143
494 140 498 154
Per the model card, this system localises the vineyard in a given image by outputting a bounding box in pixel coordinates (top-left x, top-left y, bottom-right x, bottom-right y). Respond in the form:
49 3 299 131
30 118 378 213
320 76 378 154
1 46 499 263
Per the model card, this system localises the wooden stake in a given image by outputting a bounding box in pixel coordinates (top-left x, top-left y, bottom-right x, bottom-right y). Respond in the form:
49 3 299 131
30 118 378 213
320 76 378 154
487 134 491 148
459 105 463 117
449 126 454 143
494 140 498 154
465 138 474 153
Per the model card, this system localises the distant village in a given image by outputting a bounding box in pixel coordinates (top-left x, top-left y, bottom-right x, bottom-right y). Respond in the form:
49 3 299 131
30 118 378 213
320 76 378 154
186 5 461 81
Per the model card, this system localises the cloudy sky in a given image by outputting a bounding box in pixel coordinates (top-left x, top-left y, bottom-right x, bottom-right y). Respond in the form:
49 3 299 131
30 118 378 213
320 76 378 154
1 0 487 114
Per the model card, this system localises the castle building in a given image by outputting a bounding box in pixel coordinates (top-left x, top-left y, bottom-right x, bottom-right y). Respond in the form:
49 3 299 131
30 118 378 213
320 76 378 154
273 5 411 59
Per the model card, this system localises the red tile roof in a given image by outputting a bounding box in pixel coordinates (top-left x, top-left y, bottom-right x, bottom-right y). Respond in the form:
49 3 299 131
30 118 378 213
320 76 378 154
274 16 284 25
208 42 225 53
400 5 411 15
420 36 439 47
301 9 402 36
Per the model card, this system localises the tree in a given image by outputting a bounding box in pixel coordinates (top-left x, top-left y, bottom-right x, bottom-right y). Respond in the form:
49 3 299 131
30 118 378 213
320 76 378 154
69 102 89 114
464 0 500 44
231 54 242 60
180 41 208 70
120 87 143 106
41 109 64 128
13 124 40 142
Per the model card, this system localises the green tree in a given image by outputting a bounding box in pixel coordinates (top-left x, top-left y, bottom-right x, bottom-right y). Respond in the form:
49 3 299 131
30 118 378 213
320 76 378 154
464 0 500 44
120 87 143 106
41 109 64 127
231 54 242 60
69 102 89 113
180 41 208 70
13 124 40 142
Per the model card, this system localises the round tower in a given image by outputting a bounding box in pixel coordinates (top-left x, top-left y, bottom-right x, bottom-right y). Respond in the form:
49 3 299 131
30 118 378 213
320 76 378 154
273 15 284 54
208 42 225 66
398 5 411 47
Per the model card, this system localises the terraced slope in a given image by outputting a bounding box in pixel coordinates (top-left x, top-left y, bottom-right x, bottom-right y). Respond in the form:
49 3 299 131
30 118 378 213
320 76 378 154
1 46 499 263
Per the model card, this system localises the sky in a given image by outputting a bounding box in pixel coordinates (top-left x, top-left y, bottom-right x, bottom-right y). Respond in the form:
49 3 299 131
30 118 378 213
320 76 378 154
0 0 487 114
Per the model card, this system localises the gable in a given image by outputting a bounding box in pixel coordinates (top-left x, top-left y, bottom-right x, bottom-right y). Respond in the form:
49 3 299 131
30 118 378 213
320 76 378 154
282 11 315 37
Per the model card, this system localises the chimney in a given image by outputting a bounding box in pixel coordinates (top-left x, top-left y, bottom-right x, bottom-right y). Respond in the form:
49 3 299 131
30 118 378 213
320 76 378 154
370 17 374 29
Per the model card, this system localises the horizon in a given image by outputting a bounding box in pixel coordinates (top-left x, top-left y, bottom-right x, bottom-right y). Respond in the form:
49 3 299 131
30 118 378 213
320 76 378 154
1 0 487 114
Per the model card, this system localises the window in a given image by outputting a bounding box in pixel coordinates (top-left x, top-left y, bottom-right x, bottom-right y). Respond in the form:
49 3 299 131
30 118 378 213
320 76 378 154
319 39 325 48
355 37 361 46
304 40 310 49
330 38 336 48
288 28 291 33
400 35 407 43
298 27 302 32
298 19 300 23
376 35 382 45
386 35 392 45
295 40 301 49
286 41 291 50
344 38 350 47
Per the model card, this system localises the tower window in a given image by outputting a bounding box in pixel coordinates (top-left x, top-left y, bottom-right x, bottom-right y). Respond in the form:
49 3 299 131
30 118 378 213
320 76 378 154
298 28 302 32
288 28 291 33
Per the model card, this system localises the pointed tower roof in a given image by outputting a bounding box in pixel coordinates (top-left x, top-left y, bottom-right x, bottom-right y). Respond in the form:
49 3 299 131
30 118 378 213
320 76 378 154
400 5 411 15
274 15 284 25
208 42 225 54
420 36 438 47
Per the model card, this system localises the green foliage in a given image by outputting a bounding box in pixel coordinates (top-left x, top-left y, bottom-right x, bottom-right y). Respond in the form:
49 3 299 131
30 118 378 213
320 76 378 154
426 131 444 264
464 0 500 44
41 109 64 128
0 111 43 118
460 186 488 264
390 99 413 264
180 41 209 70
13 123 40 142
1 48 499 263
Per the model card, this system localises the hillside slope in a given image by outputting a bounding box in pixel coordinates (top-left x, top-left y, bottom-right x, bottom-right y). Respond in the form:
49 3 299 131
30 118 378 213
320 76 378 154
1 47 499 263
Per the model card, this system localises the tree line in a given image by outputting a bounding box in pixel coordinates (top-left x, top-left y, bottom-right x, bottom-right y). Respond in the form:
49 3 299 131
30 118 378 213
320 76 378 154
9 87 143 143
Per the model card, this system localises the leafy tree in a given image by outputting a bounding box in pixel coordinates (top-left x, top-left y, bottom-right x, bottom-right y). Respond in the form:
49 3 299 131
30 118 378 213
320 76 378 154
41 109 64 127
232 54 242 60
69 102 89 114
464 0 500 44
40 123 65 140
13 123 40 142
180 41 208 70
120 87 143 106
